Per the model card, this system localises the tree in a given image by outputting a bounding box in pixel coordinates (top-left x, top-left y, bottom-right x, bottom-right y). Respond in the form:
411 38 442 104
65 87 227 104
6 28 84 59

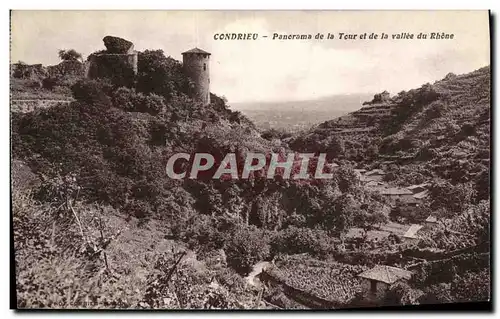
335 166 360 194
451 269 490 303
327 193 358 234
71 79 113 105
429 180 476 214
418 283 453 305
383 281 422 306
58 49 83 62
270 226 333 256
136 50 189 100
224 226 270 275
445 200 490 246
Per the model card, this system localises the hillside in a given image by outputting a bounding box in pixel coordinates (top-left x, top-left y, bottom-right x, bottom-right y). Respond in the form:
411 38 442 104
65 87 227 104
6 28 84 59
12 42 381 309
290 67 490 191
11 39 490 309
233 94 373 132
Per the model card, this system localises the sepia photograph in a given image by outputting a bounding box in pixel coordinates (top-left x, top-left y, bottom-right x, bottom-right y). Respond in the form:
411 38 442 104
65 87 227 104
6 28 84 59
9 10 491 310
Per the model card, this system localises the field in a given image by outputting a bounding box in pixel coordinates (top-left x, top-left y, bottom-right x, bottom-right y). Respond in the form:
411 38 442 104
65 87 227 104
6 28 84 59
269 256 369 304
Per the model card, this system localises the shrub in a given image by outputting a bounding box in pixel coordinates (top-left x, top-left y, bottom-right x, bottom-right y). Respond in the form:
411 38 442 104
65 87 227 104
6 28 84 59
136 50 190 100
225 226 270 275
71 79 113 105
180 214 227 252
425 102 446 120
42 77 59 90
111 87 166 115
271 226 334 257
214 267 246 294
335 166 359 193
112 87 135 111
429 180 477 214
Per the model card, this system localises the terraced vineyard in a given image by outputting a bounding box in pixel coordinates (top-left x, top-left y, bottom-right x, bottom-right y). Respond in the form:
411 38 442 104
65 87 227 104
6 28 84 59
269 257 369 304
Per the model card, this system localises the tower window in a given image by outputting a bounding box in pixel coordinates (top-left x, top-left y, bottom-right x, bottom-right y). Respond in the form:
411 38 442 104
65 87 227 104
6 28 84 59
203 63 207 71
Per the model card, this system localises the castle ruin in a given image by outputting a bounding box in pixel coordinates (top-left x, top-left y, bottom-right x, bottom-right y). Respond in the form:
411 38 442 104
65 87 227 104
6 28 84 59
182 48 211 106
86 38 211 105
86 36 138 81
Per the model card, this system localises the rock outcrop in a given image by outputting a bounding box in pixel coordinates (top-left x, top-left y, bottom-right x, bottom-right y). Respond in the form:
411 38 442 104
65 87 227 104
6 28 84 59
103 36 134 54
86 36 138 82
363 91 391 105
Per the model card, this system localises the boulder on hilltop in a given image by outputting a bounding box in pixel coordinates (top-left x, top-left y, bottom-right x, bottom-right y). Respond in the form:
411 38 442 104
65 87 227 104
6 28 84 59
103 36 134 54
444 72 457 81
363 90 391 105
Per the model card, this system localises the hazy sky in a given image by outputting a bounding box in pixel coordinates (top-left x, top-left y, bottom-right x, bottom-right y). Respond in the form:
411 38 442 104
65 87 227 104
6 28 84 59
11 11 490 103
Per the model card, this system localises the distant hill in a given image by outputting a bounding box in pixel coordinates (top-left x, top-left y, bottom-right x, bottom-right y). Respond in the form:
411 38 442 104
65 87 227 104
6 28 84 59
290 66 490 193
231 94 373 132
232 94 374 111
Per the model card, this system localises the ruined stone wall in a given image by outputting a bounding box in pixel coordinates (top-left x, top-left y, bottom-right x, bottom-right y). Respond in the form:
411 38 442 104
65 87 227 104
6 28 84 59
47 60 85 78
87 52 138 86
11 63 48 80
86 36 138 84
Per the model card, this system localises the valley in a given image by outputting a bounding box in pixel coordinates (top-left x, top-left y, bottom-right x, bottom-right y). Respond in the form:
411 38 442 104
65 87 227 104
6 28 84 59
10 38 490 309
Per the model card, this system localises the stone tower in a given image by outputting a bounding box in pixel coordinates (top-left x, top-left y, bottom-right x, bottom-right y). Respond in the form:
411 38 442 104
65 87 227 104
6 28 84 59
87 36 138 82
182 48 211 105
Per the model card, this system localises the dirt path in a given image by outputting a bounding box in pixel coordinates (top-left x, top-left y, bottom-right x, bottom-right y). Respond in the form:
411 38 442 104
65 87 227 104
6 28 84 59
245 261 272 286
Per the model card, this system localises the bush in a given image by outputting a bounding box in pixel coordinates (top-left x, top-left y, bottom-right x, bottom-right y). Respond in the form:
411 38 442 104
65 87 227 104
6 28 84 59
271 226 334 257
111 87 166 115
225 226 270 275
261 128 292 141
111 87 135 111
214 267 246 294
180 215 227 252
429 180 477 214
42 77 59 90
125 200 153 220
136 50 190 100
71 79 113 105
425 102 446 120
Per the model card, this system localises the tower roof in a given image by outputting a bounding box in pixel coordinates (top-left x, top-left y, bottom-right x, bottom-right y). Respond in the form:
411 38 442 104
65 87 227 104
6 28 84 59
182 47 211 55
358 265 412 284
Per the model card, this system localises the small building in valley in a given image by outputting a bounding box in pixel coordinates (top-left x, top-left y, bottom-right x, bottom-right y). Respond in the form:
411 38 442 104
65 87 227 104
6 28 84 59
364 169 385 182
380 187 414 205
424 215 439 230
406 183 429 194
402 224 424 245
413 190 429 200
357 265 413 301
